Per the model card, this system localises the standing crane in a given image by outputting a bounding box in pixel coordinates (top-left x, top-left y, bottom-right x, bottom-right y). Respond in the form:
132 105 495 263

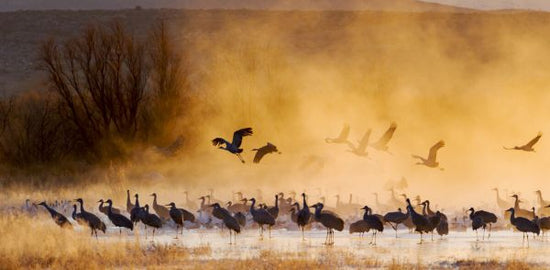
383 208 408 238
74 198 106 237
406 198 430 244
467 208 497 240
166 202 195 238
412 140 445 169
141 204 163 239
98 199 121 215
38 202 72 229
249 198 275 238
297 193 311 240
362 205 383 245
150 193 170 221
126 190 134 213
506 207 540 246
310 203 344 245
210 203 241 244
212 127 253 163
105 199 133 234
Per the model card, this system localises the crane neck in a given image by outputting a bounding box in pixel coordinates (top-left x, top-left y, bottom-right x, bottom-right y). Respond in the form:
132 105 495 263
302 195 308 208
152 195 157 206
250 200 256 214
107 202 113 214
135 196 140 208
513 197 520 209
71 205 77 218
422 203 427 216
79 201 85 212
509 209 516 223
275 197 279 208
127 191 131 205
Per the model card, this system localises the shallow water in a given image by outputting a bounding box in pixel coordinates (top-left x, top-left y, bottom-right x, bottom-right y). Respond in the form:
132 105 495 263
99 225 550 265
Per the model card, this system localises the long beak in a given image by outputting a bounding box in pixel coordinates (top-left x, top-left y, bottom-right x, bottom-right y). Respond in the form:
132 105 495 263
165 204 171 207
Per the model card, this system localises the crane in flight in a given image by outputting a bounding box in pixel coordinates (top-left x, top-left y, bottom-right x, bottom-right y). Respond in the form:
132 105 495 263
347 129 371 157
371 122 397 153
325 124 351 144
212 127 253 163
504 132 542 152
252 142 281 163
412 140 445 169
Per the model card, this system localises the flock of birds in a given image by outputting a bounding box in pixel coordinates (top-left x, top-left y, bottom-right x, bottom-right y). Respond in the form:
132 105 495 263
19 187 550 246
9 125 548 248
212 124 543 170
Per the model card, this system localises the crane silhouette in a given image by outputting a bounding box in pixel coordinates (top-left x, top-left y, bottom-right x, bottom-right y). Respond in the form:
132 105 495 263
504 132 542 152
371 122 397 152
325 124 351 144
406 198 430 244
362 205 384 245
150 193 170 221
210 203 241 244
310 203 344 245
347 129 371 157
412 140 445 169
249 198 275 238
467 208 497 240
98 199 121 215
252 143 281 163
383 208 408 238
126 190 134 213
74 198 106 237
212 127 253 163
166 202 195 238
141 205 163 239
105 199 133 234
506 207 540 246
297 193 311 240
38 202 72 229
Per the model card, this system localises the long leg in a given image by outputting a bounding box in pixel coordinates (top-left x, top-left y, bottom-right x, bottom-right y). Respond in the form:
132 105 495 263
236 153 245 163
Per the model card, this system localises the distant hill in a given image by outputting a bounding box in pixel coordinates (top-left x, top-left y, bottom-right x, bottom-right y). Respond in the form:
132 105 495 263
0 0 471 12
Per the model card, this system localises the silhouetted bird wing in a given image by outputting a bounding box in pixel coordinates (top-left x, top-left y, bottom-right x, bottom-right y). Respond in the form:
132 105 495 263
338 124 350 140
232 127 253 148
212 138 229 147
252 143 279 163
372 122 396 149
427 140 445 162
357 129 371 152
523 132 542 148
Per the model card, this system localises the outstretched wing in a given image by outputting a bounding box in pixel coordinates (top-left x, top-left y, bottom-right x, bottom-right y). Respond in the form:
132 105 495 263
232 127 253 148
372 122 397 148
428 140 445 162
357 129 371 152
522 132 542 148
338 124 350 141
212 138 229 147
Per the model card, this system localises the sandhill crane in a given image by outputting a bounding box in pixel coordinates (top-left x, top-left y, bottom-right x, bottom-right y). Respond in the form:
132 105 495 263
406 198 430 244
38 202 72 229
212 127 253 163
166 202 195 238
210 202 232 229
504 132 542 152
310 203 344 245
75 198 106 237
130 194 146 225
362 206 383 245
98 199 121 215
467 208 497 240
535 190 550 216
141 205 162 239
384 208 408 238
210 203 241 244
506 207 540 245
234 212 246 227
183 191 198 211
105 199 133 234
510 194 532 219
227 199 248 214
492 188 510 211
150 193 170 221
249 198 275 238
266 195 279 220
371 122 397 152
252 142 281 163
347 129 371 157
297 193 312 240
412 140 445 169
325 124 351 144
126 190 134 213
349 220 370 237
72 204 87 226
420 202 442 240
424 200 447 221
